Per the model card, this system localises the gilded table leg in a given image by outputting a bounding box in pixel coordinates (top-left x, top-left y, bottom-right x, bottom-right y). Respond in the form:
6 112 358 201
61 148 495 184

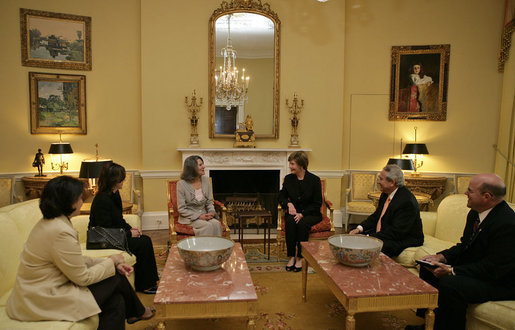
156 321 166 329
302 258 308 302
425 308 435 330
345 313 356 330
247 316 256 329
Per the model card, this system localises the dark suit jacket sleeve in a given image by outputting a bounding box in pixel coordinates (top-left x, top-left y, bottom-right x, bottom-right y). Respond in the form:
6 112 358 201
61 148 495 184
302 174 322 216
89 192 132 234
372 190 420 241
441 203 515 282
278 175 292 210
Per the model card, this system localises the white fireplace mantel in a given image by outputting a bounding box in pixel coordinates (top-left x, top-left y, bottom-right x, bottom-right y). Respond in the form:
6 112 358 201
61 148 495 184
177 148 312 183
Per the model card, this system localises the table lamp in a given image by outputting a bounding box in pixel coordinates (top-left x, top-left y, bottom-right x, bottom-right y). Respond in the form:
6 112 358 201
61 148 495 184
48 142 73 174
79 144 112 194
386 158 415 171
402 127 429 176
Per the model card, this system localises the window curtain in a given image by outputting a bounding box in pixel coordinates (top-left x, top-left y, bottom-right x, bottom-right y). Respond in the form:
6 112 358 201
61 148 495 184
495 30 515 202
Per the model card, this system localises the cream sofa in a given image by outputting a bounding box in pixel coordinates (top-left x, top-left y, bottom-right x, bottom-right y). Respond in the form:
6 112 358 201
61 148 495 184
0 199 139 329
394 194 515 329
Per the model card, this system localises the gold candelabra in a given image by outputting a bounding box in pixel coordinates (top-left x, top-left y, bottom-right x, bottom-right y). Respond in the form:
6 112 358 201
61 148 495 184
185 90 203 147
286 93 304 148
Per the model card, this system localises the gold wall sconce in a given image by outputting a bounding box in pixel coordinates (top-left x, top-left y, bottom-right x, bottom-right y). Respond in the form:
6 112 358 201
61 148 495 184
185 90 203 148
286 93 304 148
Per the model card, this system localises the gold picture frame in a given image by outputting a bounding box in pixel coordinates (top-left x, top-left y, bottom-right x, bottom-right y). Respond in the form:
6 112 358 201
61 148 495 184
20 8 92 70
389 44 450 121
29 72 87 134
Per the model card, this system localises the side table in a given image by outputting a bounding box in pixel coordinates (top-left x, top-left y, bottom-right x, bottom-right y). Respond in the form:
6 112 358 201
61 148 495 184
404 175 447 201
22 176 90 200
238 210 272 259
367 191 432 211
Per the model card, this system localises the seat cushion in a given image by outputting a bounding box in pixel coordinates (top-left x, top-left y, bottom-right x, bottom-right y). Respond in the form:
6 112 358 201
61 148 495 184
310 215 332 233
0 307 98 329
467 300 515 329
347 201 376 213
412 235 455 261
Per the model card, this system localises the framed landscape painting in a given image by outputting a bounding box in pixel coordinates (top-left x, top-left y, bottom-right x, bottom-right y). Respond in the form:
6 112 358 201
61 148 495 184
29 72 87 134
389 44 450 121
20 8 92 70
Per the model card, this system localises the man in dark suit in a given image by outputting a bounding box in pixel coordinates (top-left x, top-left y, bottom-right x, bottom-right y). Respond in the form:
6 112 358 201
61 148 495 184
406 173 515 330
349 164 424 257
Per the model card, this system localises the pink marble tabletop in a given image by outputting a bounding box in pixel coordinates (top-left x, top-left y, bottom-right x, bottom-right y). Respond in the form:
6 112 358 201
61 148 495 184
154 243 258 304
301 241 438 298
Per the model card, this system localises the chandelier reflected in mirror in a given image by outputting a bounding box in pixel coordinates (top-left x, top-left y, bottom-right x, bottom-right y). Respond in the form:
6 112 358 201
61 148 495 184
215 14 250 110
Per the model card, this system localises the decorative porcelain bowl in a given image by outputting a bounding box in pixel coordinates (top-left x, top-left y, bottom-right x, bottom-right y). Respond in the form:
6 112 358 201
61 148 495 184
177 236 235 271
328 234 383 267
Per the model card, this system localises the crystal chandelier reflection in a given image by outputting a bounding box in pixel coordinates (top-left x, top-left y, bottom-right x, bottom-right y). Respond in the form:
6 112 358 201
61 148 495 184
215 14 250 110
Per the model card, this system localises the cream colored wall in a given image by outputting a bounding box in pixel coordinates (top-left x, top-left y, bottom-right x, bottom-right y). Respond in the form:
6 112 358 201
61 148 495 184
0 0 142 174
1 0 508 215
343 0 505 173
141 0 346 211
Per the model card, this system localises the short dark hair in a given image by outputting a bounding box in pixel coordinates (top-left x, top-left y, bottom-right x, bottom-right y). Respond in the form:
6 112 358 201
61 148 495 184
288 151 309 170
181 155 203 182
479 182 506 199
97 163 126 193
40 176 84 219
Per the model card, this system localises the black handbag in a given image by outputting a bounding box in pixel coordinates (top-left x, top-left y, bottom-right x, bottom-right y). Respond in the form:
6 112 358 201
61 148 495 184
86 227 132 255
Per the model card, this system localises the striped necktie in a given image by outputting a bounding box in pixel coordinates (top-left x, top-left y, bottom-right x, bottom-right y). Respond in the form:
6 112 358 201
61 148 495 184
376 197 391 232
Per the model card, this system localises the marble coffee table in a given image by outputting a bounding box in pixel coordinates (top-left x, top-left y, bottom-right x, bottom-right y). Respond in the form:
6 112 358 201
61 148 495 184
301 241 438 330
154 243 258 329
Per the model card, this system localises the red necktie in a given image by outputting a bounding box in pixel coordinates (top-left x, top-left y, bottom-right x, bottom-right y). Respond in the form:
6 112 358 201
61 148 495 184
376 197 391 232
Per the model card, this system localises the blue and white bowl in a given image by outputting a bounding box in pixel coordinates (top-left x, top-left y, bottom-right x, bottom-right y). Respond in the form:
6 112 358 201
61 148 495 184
177 236 234 271
328 234 383 267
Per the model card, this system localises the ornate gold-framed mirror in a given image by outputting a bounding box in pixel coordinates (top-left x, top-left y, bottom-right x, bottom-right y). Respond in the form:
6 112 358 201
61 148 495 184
209 0 280 139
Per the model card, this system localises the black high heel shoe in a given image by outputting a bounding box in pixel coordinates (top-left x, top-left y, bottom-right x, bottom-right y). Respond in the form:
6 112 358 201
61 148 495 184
285 265 295 272
293 266 302 272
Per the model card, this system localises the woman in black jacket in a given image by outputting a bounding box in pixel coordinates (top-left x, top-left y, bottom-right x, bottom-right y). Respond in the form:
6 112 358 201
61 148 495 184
89 163 159 294
278 151 322 272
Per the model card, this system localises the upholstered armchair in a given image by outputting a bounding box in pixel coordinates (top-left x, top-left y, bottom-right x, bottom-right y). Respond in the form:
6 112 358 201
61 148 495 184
454 174 473 194
277 179 335 254
0 177 16 207
119 172 142 216
166 179 230 244
344 172 378 231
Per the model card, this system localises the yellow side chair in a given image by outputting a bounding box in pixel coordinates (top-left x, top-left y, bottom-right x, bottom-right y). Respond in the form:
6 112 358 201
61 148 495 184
344 172 378 232
454 175 473 194
119 172 142 216
0 177 15 207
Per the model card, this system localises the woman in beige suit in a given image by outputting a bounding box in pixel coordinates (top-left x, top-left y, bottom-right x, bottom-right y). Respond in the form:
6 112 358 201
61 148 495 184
177 155 223 236
6 176 154 329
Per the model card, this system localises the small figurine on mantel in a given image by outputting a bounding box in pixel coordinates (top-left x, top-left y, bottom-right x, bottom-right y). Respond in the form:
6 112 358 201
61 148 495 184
234 114 256 148
32 148 45 177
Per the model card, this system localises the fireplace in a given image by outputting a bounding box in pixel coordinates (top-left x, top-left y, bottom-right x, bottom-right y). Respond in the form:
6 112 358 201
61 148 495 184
210 170 280 227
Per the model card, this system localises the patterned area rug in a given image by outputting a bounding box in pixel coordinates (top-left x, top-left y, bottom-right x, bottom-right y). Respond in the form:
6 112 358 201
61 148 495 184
128 271 424 330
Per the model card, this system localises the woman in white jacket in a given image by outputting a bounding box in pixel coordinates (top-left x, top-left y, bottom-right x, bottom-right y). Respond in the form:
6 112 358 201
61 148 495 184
7 176 154 329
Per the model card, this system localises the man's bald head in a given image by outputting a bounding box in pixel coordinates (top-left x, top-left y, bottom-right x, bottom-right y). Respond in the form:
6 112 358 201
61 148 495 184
474 173 506 201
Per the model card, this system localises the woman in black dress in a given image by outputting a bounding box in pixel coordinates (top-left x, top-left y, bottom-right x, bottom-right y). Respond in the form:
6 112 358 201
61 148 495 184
89 163 159 294
278 151 322 272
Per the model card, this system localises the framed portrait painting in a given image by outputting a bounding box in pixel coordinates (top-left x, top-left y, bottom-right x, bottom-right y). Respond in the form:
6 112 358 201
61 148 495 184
29 72 87 134
20 8 92 70
389 44 450 121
